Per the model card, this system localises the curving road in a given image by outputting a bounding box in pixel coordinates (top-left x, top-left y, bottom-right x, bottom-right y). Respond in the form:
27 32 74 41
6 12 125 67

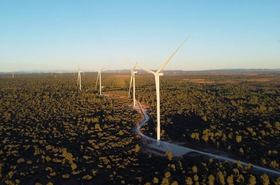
134 100 280 177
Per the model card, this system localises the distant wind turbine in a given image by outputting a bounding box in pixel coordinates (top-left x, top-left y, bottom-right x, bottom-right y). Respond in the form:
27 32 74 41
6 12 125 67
128 63 137 106
95 66 108 95
123 33 191 146
77 66 82 90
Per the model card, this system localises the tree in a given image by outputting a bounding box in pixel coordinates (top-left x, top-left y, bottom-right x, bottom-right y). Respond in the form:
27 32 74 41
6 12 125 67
237 161 243 170
226 175 234 185
270 160 279 169
152 177 159 184
161 177 169 185
202 115 207 122
118 130 124 136
208 174 215 185
260 174 270 185
236 135 242 143
239 148 244 155
71 163 77 171
244 163 253 171
236 174 244 184
216 171 225 185
165 151 172 161
164 172 171 178
274 177 280 185
171 181 178 185
193 174 199 182
134 144 140 153
95 123 102 131
185 177 193 185
248 175 256 185
192 165 198 173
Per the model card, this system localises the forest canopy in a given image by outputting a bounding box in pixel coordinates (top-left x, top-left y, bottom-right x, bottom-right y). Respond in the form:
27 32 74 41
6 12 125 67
0 72 280 184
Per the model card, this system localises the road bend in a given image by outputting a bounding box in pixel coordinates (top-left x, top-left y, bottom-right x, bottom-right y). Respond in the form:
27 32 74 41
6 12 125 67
134 100 280 177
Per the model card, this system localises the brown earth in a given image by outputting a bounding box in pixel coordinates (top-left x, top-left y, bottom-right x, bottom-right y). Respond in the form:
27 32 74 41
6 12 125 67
247 78 276 82
111 75 131 78
179 77 278 84
183 79 215 83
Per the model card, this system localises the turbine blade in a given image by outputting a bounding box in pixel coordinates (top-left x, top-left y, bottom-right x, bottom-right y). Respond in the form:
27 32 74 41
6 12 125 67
121 58 155 74
157 33 192 73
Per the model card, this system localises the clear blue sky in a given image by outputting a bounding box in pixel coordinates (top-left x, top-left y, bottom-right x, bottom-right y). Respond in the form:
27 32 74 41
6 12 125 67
0 0 279 72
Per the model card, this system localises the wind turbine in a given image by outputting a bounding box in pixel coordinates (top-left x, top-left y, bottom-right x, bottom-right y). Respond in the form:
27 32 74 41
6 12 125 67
77 66 82 90
128 63 137 106
123 33 191 146
95 66 107 95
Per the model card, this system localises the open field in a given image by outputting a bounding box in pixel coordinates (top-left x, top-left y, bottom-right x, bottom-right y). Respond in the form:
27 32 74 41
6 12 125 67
181 77 279 84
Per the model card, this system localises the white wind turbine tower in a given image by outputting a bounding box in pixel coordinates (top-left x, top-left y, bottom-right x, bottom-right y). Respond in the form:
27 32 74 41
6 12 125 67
123 33 191 146
95 66 107 95
128 63 137 106
77 66 82 90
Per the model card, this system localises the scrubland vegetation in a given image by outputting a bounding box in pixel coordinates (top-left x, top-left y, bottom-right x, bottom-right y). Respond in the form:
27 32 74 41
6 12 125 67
1 72 280 184
133 74 280 170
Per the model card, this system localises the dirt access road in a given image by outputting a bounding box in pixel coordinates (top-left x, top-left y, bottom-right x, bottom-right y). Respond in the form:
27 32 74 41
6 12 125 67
134 100 280 177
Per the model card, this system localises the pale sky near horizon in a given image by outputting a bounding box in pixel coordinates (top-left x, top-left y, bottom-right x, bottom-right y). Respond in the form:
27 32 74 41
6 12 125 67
0 0 279 72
